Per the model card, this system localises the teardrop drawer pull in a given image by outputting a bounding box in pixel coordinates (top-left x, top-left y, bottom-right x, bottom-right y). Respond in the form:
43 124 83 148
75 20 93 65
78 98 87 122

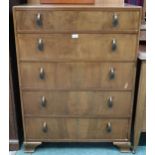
42 122 48 133
41 96 46 107
112 39 117 51
109 67 115 80
36 13 42 27
39 67 45 80
107 96 113 108
37 38 44 51
112 13 119 27
106 122 112 133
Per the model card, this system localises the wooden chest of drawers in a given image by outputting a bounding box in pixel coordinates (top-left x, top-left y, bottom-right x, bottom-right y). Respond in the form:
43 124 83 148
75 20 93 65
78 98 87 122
13 2 141 153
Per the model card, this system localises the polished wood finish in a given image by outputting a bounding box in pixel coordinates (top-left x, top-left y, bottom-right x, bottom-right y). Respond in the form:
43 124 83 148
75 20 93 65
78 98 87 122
23 91 132 117
41 0 94 4
133 61 146 150
15 10 140 33
13 3 141 152
25 118 129 140
18 34 137 61
20 62 135 90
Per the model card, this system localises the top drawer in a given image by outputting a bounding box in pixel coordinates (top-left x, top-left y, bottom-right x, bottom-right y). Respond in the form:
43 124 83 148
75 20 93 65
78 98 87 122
14 10 140 33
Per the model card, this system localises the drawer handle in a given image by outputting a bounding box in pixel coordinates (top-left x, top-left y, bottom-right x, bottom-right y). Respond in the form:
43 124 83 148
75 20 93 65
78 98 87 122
107 96 113 108
112 39 117 51
39 67 45 80
109 67 115 80
106 122 112 133
112 13 119 27
37 38 44 51
36 13 42 27
42 122 48 133
41 96 46 107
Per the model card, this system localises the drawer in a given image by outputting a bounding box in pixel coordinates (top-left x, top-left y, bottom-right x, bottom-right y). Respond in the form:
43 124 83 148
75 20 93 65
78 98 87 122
18 34 137 61
23 91 132 117
14 10 140 32
25 118 129 140
20 62 135 90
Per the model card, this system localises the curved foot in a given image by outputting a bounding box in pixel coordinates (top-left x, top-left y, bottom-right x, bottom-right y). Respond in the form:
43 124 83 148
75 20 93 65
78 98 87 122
24 141 42 153
132 149 136 154
113 142 131 153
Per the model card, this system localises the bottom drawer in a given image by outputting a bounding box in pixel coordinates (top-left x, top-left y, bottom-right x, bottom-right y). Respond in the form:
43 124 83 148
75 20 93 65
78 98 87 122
25 118 129 140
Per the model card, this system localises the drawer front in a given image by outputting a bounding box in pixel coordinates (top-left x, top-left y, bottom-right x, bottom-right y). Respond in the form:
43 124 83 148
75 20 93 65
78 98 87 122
25 118 129 140
20 62 134 90
18 34 137 61
23 91 132 117
15 10 140 32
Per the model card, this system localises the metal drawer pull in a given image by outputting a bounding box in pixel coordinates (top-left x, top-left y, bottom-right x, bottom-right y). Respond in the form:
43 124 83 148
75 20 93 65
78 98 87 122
39 67 45 80
36 13 42 27
112 39 117 51
42 122 48 133
37 38 44 51
109 67 115 80
41 96 46 107
112 13 119 27
107 96 113 108
106 122 112 133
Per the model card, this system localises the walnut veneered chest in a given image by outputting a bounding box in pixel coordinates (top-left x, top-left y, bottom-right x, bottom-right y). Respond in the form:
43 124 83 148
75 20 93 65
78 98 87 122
13 2 141 153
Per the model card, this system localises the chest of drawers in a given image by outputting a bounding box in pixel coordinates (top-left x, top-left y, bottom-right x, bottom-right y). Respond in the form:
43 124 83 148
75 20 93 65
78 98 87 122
13 2 141 153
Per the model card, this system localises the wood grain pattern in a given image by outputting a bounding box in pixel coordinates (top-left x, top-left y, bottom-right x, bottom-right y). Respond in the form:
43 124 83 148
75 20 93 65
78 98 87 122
13 4 141 151
17 34 137 61
15 10 140 32
22 91 132 117
25 118 129 140
20 62 135 90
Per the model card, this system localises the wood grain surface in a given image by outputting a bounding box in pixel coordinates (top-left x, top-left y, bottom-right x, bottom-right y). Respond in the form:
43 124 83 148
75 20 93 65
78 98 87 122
15 10 140 32
18 34 137 61
23 91 132 117
20 62 135 90
25 118 129 140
